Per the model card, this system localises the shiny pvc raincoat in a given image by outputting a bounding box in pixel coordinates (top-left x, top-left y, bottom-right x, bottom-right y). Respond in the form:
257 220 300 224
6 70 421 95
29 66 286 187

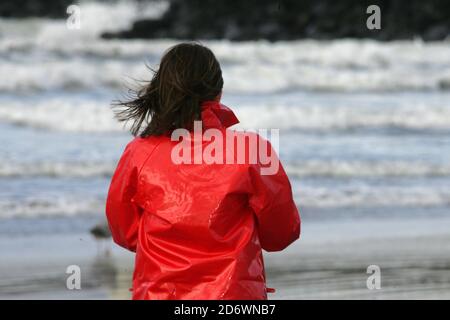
106 101 300 300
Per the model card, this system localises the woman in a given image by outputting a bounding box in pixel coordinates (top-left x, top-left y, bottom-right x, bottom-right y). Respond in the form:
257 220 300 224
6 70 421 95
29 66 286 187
106 42 300 300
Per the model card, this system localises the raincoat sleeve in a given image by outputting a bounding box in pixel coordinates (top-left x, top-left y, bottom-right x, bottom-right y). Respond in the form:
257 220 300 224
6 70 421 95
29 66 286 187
105 144 142 252
248 137 301 252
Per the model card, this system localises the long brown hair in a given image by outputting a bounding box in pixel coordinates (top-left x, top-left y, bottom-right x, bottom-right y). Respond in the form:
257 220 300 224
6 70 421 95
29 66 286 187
113 42 224 137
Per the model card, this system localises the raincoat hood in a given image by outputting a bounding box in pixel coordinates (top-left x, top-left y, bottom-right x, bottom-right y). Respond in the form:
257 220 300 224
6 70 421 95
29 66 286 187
200 100 240 129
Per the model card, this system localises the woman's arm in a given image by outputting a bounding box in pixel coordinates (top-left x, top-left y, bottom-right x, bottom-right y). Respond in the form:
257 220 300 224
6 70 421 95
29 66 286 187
248 137 301 252
105 145 142 252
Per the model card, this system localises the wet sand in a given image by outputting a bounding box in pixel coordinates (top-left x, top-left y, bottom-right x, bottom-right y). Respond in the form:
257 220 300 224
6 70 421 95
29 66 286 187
1 216 449 299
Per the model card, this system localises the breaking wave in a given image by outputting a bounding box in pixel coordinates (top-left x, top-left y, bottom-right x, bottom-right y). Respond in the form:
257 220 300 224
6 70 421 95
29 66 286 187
1 97 450 132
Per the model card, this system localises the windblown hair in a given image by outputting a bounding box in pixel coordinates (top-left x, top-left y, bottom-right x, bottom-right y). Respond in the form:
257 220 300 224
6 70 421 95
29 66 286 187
113 42 224 137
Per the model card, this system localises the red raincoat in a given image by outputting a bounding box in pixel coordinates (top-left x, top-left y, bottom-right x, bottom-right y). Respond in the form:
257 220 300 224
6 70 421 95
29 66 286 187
106 101 300 300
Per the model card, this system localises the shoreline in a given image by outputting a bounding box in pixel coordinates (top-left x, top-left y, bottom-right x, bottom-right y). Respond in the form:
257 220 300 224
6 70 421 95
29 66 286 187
1 215 449 299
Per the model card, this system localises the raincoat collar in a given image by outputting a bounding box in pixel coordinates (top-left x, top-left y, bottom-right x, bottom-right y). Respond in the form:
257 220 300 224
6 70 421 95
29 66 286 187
200 100 239 129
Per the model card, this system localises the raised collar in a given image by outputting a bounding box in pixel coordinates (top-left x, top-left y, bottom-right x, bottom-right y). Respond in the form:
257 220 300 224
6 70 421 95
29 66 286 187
200 100 240 129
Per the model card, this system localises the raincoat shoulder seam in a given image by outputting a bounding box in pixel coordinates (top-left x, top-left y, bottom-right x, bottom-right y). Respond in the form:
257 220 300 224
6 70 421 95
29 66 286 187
136 139 164 179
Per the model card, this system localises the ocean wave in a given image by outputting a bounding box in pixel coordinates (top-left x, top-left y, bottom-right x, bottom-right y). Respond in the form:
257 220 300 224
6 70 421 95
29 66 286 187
2 49 450 93
2 8 450 94
286 160 450 178
1 98 450 132
0 0 168 42
235 103 450 131
2 160 450 179
0 197 105 219
0 184 448 219
0 99 124 132
295 185 450 208
0 162 115 178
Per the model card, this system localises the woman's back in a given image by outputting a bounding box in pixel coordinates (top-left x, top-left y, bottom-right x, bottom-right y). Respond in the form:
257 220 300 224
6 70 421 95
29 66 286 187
105 43 300 300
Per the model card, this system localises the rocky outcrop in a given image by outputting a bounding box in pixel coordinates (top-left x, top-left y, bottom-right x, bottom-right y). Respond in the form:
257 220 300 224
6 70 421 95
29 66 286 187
101 0 450 41
0 0 73 18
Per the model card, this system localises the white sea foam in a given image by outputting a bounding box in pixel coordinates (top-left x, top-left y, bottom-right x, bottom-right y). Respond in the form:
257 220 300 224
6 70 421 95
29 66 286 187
1 39 450 93
1 97 449 132
0 183 448 219
1 160 450 179
0 99 123 132
234 102 450 130
0 161 116 178
286 160 450 178
0 197 105 219
1 2 450 94
295 185 450 208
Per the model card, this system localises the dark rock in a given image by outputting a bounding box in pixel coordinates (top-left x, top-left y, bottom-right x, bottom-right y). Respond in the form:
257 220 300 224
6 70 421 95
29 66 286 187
423 25 449 41
96 0 449 41
0 0 73 18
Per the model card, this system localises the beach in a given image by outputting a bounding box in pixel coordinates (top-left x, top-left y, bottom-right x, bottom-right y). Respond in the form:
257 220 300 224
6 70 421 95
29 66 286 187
1 0 450 299
1 215 450 299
